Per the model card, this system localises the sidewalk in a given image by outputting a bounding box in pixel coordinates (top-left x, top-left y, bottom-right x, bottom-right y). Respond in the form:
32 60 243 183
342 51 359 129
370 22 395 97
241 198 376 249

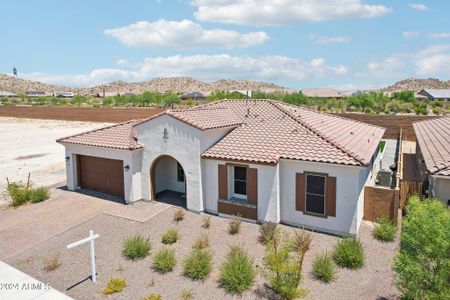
0 261 72 300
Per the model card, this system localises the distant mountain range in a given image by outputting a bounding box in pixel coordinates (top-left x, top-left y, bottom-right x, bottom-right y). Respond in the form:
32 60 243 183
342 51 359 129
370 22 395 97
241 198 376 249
379 78 450 92
1 73 449 95
0 74 293 95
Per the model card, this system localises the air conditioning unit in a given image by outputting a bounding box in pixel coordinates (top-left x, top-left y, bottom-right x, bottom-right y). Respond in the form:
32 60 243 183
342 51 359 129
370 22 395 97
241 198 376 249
376 170 392 187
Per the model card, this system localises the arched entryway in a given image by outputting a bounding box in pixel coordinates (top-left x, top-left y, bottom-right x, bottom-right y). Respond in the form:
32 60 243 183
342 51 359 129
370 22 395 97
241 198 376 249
150 155 187 208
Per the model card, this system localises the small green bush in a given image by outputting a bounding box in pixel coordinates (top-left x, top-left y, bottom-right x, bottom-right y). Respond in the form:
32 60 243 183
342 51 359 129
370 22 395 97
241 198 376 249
174 209 185 222
372 217 396 242
333 237 364 269
192 234 209 250
103 278 126 295
161 228 179 244
180 289 194 300
30 186 50 203
8 182 32 206
122 235 151 260
259 222 278 244
312 252 335 283
219 246 255 294
152 247 176 273
142 293 161 300
228 216 241 235
183 249 213 280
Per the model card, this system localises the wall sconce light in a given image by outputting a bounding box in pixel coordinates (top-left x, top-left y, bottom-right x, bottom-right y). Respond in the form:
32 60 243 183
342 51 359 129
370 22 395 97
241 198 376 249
124 165 130 172
162 128 169 142
65 156 70 162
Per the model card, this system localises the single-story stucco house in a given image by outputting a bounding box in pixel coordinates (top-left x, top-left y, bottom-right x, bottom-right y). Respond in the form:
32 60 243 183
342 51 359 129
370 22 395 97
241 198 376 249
57 100 385 235
417 89 450 101
413 116 450 206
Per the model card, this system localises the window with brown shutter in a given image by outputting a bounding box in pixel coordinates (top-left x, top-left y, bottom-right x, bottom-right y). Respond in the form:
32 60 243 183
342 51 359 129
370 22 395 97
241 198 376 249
247 168 258 205
296 172 337 218
218 164 228 199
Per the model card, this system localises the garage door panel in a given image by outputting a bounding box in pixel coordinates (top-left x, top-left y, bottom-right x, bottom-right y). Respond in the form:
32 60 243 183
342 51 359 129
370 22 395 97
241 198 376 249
77 155 124 198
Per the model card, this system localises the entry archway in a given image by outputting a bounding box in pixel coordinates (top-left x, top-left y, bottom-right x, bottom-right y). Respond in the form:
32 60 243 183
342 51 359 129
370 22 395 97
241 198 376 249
150 155 186 208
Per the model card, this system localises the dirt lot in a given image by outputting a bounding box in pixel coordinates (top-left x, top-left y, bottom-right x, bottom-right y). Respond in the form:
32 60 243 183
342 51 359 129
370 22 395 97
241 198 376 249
0 117 110 206
0 106 165 123
4 204 399 300
335 113 438 141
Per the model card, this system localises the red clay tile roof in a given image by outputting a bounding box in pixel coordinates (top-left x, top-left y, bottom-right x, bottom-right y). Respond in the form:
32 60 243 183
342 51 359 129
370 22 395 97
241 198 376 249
201 100 384 166
57 120 143 150
57 99 385 166
413 116 450 176
134 106 242 130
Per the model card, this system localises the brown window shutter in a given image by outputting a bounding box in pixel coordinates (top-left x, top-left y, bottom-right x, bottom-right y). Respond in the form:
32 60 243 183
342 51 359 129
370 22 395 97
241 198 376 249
326 176 337 217
218 164 228 199
247 168 258 205
296 173 305 211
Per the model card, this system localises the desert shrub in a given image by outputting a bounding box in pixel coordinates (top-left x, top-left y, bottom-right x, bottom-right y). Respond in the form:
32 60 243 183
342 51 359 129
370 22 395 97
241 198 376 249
193 234 209 250
142 294 161 300
393 196 450 299
259 222 278 244
7 182 31 206
30 186 50 203
183 249 213 280
174 209 185 222
312 252 335 283
202 215 211 228
161 228 179 244
103 278 126 295
262 232 306 299
228 216 241 235
43 253 61 272
122 235 151 260
180 289 194 300
372 217 396 242
219 246 255 294
152 247 176 273
333 237 364 269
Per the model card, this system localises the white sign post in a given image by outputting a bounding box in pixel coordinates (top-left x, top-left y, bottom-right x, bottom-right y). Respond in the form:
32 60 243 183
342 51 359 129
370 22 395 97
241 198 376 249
67 230 100 283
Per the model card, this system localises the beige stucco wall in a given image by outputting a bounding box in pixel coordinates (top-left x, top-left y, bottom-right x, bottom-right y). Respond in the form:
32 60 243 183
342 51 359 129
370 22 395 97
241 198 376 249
430 175 450 204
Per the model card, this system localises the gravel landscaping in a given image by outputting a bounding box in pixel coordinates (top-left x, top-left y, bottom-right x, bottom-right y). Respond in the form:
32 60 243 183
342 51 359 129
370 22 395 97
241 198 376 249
5 207 399 299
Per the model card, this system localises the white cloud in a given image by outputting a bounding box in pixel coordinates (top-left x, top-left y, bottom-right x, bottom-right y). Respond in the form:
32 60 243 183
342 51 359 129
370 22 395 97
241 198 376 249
104 19 269 49
19 55 348 87
358 56 405 78
415 45 450 75
409 3 429 11
191 0 391 26
309 34 351 44
403 31 420 39
428 32 450 39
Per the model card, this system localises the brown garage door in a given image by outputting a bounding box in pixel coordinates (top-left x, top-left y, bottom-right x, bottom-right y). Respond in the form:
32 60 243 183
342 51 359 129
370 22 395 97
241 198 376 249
77 155 124 198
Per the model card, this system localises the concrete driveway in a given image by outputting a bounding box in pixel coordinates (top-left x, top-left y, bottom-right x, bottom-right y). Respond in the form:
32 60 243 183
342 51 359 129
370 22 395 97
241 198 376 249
0 187 170 260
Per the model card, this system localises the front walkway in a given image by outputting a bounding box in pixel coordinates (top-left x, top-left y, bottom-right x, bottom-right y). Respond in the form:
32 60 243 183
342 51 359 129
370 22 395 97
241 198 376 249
0 261 73 300
0 187 170 260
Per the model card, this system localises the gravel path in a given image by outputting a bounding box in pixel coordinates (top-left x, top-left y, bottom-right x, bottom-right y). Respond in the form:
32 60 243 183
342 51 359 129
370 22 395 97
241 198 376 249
5 207 399 300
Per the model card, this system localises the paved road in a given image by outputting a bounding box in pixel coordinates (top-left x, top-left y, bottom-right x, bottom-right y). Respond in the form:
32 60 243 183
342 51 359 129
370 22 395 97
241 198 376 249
0 187 170 260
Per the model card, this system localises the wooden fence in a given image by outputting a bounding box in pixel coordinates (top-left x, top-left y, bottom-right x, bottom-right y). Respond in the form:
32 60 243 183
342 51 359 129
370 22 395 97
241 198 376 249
364 186 399 224
399 180 423 208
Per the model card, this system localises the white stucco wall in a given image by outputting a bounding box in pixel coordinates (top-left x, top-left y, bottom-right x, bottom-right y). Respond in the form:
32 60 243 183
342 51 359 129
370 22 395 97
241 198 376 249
135 115 234 212
202 159 280 222
430 175 450 204
279 159 368 235
62 143 142 203
154 156 185 193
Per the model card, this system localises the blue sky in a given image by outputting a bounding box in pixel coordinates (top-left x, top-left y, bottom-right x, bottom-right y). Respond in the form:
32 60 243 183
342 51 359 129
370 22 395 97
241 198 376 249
1 0 450 90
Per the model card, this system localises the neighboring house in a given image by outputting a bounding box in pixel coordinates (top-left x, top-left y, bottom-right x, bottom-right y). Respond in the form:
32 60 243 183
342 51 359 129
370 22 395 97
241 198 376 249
301 88 342 98
413 117 450 205
417 89 450 101
180 92 207 103
57 100 384 235
26 91 47 97
0 91 17 98
54 92 75 98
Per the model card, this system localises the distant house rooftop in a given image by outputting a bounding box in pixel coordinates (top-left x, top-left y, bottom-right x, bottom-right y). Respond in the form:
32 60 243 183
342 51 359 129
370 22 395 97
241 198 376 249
0 91 17 97
181 92 206 100
301 88 342 98
417 89 450 100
